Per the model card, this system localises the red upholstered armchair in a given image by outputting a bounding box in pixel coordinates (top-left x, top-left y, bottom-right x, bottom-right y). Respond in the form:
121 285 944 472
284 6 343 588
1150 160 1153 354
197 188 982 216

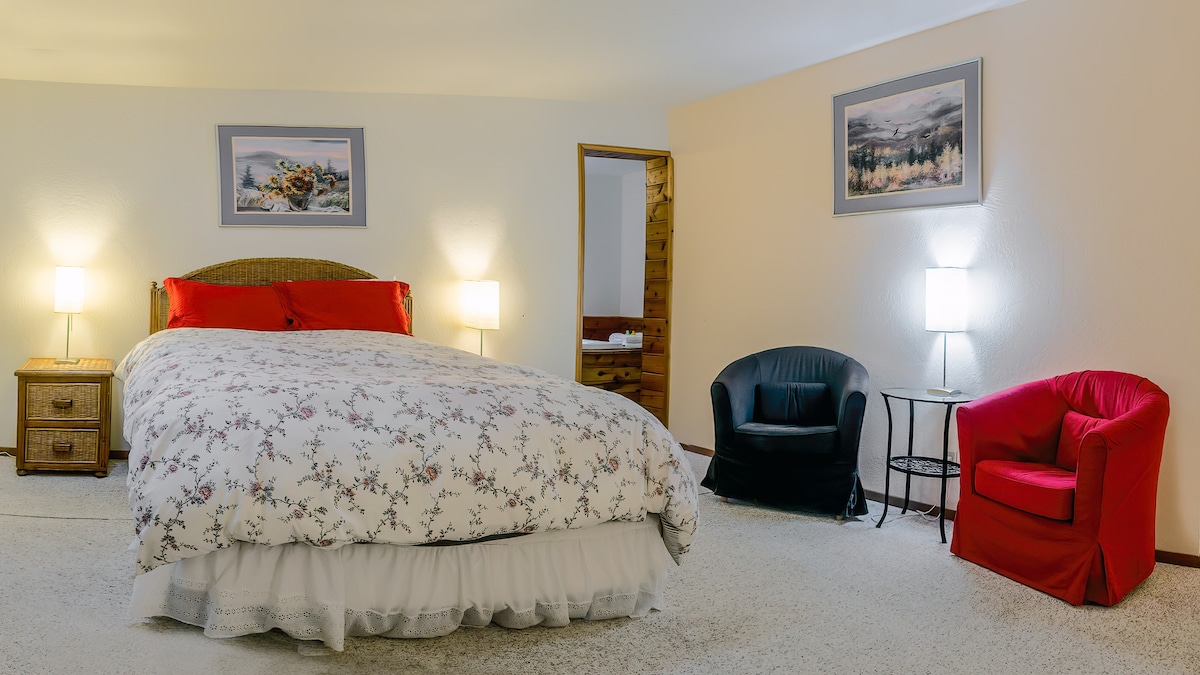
950 371 1169 606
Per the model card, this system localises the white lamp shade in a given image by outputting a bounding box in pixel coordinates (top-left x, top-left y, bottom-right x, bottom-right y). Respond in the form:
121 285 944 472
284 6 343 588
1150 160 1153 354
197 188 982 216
462 280 500 330
925 267 967 332
54 266 85 314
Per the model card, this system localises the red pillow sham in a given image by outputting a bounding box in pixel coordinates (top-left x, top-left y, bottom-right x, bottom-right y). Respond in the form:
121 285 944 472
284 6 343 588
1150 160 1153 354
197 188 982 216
164 277 291 331
272 280 411 334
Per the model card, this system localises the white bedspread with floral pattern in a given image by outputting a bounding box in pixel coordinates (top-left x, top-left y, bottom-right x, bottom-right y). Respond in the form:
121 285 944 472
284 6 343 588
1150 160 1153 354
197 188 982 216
119 329 697 575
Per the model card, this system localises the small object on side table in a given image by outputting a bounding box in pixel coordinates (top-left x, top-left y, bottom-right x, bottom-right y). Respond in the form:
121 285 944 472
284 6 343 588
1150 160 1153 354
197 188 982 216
14 358 114 477
876 387 976 543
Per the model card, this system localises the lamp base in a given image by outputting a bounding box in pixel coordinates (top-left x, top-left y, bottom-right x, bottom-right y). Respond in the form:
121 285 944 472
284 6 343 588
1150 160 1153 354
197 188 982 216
58 313 79 366
927 387 961 397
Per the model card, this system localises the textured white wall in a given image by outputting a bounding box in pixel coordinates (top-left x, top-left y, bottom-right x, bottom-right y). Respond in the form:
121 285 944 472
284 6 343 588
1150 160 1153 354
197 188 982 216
668 0 1200 554
0 79 667 449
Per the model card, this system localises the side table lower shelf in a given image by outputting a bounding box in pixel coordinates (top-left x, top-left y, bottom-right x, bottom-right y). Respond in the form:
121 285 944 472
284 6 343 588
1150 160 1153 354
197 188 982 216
888 456 961 479
876 388 974 543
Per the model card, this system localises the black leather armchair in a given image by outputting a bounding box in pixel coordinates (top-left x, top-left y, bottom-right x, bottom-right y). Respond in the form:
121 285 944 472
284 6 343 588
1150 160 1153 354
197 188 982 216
702 346 869 516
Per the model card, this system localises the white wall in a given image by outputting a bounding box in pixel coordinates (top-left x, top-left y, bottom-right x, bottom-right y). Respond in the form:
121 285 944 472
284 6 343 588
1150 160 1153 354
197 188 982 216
668 0 1200 555
583 173 623 315
582 159 646 318
619 169 647 318
0 79 667 448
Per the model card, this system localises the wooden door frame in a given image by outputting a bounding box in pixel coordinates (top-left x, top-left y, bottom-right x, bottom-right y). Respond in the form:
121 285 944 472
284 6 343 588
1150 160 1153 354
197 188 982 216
577 143 673 425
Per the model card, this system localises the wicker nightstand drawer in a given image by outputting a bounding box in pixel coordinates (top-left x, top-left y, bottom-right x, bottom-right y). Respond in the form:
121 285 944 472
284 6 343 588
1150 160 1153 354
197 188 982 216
24 428 100 464
25 382 102 421
14 358 114 477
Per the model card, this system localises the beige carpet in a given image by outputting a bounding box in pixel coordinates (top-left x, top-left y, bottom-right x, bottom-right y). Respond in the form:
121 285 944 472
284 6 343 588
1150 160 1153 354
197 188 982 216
1 452 1199 674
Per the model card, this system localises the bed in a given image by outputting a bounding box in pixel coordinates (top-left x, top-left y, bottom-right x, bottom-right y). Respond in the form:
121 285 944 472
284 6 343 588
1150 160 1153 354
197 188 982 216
121 258 698 650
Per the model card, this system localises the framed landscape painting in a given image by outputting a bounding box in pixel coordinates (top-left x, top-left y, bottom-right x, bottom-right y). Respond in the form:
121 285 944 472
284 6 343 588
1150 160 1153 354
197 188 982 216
218 125 366 227
833 59 980 216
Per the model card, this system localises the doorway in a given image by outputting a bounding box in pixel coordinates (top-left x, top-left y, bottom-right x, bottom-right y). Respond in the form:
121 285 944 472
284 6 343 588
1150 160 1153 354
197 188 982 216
577 144 673 426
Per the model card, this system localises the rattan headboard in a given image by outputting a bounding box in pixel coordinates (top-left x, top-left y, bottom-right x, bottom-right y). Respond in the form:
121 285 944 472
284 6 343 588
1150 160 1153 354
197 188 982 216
149 257 412 334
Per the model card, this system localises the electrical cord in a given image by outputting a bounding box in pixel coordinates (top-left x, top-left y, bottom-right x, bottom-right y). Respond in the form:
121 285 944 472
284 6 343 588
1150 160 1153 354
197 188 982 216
873 501 939 527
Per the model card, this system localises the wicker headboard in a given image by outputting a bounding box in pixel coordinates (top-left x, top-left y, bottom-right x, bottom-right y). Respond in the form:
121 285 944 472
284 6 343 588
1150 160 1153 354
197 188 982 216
149 257 412 334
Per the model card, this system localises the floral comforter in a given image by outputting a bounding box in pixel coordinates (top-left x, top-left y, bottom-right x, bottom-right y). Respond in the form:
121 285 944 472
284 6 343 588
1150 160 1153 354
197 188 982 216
119 329 698 575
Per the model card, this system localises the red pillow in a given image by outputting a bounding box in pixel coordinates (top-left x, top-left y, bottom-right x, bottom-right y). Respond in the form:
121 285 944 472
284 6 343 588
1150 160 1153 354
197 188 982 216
272 280 411 334
164 278 290 331
1056 410 1104 471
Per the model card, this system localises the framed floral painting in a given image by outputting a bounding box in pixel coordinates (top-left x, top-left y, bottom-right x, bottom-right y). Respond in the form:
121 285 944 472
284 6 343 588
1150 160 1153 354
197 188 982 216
833 60 980 216
217 125 366 227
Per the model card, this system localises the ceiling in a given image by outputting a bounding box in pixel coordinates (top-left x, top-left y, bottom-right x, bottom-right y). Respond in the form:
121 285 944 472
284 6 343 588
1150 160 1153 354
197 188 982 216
0 0 1023 108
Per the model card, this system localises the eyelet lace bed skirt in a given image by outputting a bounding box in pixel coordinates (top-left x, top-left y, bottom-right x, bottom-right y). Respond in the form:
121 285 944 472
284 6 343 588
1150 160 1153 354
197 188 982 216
129 516 671 651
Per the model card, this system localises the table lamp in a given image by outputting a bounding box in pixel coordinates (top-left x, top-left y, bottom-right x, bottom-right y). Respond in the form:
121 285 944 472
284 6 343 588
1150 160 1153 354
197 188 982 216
54 266 85 364
462 279 499 356
925 267 966 396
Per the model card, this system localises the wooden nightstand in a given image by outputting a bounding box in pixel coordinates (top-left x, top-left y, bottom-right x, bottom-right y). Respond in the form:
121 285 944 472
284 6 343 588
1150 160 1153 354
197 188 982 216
14 358 114 477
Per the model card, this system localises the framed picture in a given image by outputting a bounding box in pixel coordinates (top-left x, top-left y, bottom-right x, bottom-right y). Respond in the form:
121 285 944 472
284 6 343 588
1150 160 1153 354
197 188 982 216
217 125 366 227
833 59 980 216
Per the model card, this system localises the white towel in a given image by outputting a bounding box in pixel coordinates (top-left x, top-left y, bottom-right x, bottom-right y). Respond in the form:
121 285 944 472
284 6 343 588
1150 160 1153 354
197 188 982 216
608 332 643 347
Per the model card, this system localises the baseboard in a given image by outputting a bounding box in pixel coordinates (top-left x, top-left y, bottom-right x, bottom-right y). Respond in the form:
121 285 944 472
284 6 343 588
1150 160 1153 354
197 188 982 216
680 443 713 457
865 489 957 521
1155 550 1200 568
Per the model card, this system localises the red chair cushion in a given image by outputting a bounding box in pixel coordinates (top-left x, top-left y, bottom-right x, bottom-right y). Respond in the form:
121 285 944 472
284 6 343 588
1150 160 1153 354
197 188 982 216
975 460 1077 521
1056 410 1103 471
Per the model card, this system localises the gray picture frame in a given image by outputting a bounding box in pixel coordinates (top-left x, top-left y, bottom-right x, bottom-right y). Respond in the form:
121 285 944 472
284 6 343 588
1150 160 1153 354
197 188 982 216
218 125 366 227
833 59 981 216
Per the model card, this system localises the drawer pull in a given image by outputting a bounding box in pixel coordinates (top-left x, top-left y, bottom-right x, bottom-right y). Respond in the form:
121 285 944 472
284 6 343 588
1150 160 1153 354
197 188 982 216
51 399 74 409
52 442 73 453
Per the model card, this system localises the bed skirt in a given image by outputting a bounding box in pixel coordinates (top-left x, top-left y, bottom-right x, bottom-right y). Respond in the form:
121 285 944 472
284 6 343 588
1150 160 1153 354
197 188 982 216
130 516 671 651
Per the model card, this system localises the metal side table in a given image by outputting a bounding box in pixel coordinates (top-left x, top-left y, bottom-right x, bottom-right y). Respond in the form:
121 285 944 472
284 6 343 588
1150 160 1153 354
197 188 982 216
876 387 975 543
